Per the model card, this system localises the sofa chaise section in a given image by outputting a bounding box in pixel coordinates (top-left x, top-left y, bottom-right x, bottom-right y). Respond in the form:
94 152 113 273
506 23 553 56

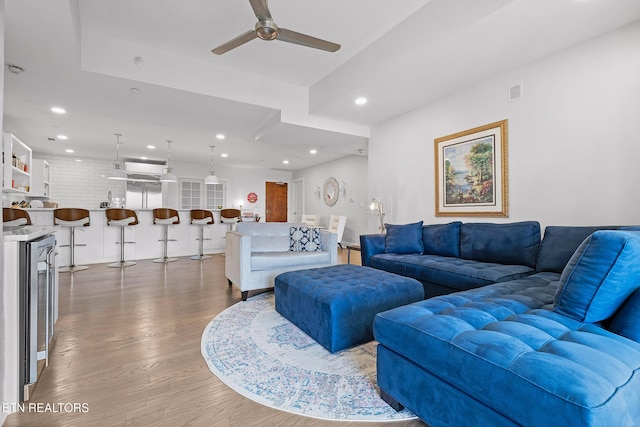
374 230 640 427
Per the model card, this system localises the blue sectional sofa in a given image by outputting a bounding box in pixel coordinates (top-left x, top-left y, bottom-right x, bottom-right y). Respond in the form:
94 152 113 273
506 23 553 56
364 224 640 426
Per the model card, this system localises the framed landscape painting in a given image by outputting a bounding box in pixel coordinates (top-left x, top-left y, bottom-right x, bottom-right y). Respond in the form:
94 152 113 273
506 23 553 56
434 120 508 217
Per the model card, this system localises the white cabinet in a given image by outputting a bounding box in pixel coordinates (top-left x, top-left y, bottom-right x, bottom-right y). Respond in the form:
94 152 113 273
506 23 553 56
29 159 51 198
2 133 32 193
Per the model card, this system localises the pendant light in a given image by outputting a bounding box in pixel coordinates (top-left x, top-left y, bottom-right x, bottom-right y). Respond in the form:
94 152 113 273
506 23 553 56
107 133 127 180
160 139 177 182
204 145 219 185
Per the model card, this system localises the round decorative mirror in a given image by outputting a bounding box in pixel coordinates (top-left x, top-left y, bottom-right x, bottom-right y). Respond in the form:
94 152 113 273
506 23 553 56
323 177 339 207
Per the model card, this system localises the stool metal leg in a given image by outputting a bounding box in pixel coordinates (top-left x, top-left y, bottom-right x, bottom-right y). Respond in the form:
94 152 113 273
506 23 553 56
153 224 177 263
59 226 89 272
191 224 211 260
108 225 136 268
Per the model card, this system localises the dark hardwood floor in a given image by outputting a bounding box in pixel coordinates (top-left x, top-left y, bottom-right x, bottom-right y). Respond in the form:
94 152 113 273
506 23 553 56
4 250 426 426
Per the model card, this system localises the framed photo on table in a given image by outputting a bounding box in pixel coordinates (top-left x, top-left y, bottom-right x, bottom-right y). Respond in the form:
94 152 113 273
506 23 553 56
434 119 508 217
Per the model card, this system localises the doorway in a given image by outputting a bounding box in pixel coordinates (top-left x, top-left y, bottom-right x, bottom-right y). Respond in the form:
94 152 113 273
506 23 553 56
265 181 288 222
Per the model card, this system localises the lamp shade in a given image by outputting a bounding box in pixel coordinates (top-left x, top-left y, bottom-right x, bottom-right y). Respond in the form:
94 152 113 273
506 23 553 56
204 174 219 185
160 170 177 183
107 165 127 180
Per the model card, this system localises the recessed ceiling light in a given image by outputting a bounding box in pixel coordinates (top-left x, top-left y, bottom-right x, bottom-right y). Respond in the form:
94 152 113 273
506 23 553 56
221 153 228 158
130 87 140 93
355 97 367 105
282 160 289 164
216 134 225 140
51 106 66 114
57 134 68 140
309 149 317 154
65 149 74 153
147 145 155 149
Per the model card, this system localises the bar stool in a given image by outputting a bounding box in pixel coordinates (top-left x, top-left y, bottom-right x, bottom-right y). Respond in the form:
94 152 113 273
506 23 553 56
220 208 242 232
153 208 180 263
3 208 32 226
190 209 214 260
105 208 139 268
54 208 90 272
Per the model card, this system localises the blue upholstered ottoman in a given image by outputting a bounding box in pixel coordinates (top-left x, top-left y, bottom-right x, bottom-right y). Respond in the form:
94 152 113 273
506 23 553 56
274 264 424 353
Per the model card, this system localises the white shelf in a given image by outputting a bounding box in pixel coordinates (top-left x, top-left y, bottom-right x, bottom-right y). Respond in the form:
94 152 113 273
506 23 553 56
2 133 32 193
29 159 51 198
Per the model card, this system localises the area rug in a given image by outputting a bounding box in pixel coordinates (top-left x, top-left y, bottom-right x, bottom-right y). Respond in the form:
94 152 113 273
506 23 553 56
200 293 416 421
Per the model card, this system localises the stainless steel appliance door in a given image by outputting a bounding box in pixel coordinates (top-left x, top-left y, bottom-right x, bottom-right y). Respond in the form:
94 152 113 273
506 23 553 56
144 182 163 209
20 234 56 390
126 181 144 209
126 181 163 209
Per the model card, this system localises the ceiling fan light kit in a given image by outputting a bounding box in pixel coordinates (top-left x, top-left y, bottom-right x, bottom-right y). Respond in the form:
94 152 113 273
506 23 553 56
212 0 340 55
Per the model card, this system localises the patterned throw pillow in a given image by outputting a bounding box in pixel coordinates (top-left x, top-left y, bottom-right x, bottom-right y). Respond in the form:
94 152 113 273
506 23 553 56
290 226 321 252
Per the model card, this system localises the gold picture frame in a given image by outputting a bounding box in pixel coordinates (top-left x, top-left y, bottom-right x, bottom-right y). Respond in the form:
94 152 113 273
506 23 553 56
435 119 508 217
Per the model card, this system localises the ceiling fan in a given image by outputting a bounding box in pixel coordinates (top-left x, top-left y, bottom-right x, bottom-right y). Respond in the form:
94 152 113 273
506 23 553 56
212 0 341 55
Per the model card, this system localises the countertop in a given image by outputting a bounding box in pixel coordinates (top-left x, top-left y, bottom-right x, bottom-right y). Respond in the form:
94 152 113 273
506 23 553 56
3 226 58 242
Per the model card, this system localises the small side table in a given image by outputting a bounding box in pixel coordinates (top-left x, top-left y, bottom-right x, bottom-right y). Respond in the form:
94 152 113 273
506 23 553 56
346 244 361 264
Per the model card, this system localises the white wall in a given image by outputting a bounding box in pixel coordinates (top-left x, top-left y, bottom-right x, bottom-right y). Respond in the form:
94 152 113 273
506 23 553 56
0 1 6 423
170 161 293 218
292 155 368 245
369 22 640 232
42 155 127 209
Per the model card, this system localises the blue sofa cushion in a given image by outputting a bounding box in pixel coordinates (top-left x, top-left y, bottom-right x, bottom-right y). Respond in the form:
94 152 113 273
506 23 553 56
609 288 640 342
422 222 461 257
460 221 540 268
536 225 619 273
370 253 536 291
384 221 424 254
554 230 640 323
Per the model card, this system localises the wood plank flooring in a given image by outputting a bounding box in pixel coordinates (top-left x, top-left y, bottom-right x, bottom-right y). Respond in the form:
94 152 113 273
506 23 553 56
4 250 426 427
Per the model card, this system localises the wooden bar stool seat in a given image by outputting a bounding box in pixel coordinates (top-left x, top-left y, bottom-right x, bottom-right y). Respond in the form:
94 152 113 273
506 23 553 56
153 208 180 263
106 208 139 268
190 209 214 260
54 208 90 272
220 208 242 231
3 208 32 226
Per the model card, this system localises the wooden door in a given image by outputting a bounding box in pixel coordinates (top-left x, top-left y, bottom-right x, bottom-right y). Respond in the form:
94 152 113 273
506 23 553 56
265 181 288 222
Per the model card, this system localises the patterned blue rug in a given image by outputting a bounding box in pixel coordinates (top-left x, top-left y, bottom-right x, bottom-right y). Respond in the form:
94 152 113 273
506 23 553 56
200 293 417 421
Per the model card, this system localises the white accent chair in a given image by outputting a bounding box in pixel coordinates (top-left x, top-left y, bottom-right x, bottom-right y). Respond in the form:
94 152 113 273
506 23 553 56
301 214 320 227
225 222 338 301
328 215 347 248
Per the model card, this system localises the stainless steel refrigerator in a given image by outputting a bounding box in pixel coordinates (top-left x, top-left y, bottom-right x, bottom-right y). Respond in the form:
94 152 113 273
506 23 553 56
126 181 163 209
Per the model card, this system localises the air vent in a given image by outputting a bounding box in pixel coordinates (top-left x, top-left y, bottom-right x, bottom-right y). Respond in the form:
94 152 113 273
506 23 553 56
508 83 523 102
47 137 55 141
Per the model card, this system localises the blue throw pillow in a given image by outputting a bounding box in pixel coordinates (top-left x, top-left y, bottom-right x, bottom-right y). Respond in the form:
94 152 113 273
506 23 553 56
608 288 640 342
384 221 424 254
422 222 461 257
554 230 640 323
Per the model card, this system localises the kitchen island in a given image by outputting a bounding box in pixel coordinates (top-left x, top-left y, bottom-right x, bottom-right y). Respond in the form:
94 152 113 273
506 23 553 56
25 209 227 266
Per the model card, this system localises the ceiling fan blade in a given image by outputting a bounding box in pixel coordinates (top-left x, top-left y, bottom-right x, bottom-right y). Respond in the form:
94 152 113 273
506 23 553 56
212 30 257 55
249 0 271 20
277 28 340 52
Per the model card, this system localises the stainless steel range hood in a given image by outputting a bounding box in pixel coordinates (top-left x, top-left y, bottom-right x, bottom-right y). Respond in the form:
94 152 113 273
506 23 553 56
124 161 165 182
